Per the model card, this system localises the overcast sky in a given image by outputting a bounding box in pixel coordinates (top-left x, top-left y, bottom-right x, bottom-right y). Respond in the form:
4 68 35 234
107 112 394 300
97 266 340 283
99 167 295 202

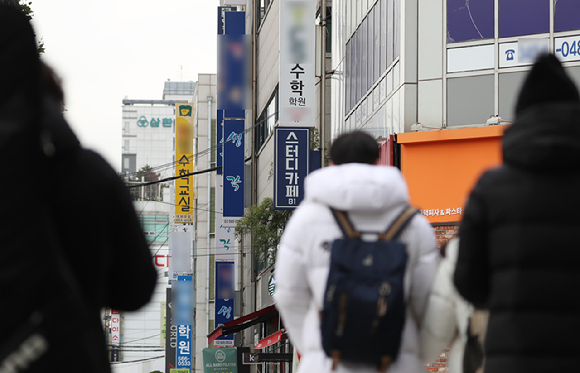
31 0 219 171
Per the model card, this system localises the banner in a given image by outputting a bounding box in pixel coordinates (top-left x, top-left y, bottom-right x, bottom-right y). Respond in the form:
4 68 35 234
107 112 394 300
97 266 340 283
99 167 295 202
215 175 237 262
274 127 310 209
279 0 315 127
217 11 248 112
215 261 235 346
165 289 177 373
175 103 194 224
222 119 245 217
203 348 238 373
174 276 194 371
169 229 193 283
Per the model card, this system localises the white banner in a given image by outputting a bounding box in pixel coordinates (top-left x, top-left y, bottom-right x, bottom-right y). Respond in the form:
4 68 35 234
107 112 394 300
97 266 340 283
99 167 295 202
216 174 238 262
279 0 316 127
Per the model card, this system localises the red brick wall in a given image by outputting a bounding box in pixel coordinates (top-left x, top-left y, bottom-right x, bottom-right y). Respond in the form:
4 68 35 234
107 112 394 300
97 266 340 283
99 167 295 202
433 225 459 251
425 225 458 372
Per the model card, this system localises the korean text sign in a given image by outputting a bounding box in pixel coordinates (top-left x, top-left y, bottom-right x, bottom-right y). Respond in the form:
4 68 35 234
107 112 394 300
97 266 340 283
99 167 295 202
214 261 235 346
174 275 193 371
203 348 238 373
274 127 309 209
279 0 315 127
223 119 244 217
175 103 194 224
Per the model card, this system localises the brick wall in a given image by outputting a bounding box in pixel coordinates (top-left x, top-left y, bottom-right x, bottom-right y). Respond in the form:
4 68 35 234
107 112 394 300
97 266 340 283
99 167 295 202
424 225 458 372
426 348 450 372
433 225 459 251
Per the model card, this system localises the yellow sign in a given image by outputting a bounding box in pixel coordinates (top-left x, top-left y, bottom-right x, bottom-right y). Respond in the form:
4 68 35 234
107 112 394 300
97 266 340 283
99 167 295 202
175 103 194 224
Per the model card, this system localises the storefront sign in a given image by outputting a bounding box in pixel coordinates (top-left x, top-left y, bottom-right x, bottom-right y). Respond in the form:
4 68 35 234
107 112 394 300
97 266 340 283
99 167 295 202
280 0 315 127
203 348 238 373
137 116 173 128
274 127 309 209
111 309 120 346
215 175 237 262
174 276 193 372
398 126 507 224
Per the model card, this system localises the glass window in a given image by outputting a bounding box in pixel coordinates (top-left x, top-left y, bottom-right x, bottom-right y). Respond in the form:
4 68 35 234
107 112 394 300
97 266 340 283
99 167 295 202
381 0 387 74
362 17 368 96
447 0 494 43
555 0 580 33
356 27 362 103
394 0 400 60
387 0 394 67
368 9 375 89
374 4 380 82
499 0 549 38
346 39 351 113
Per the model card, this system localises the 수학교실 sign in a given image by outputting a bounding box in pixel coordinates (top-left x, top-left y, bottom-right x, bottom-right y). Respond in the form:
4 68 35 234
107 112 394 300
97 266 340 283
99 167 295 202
203 348 238 373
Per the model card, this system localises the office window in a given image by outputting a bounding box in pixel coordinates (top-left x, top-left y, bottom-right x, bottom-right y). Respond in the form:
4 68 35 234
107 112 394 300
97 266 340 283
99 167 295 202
346 39 352 114
361 17 368 96
368 10 375 89
499 0 549 38
554 0 580 33
381 0 387 74
373 4 380 82
447 0 494 43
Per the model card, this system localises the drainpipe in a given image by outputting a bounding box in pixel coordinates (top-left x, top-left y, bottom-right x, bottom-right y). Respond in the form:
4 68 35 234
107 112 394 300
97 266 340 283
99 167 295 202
207 95 213 344
320 0 327 167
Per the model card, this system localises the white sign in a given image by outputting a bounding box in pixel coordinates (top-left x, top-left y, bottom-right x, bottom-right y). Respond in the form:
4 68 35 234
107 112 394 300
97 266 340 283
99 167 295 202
447 44 494 73
499 39 549 68
555 34 580 62
222 216 241 228
279 0 316 127
214 339 235 347
420 207 463 217
111 309 121 346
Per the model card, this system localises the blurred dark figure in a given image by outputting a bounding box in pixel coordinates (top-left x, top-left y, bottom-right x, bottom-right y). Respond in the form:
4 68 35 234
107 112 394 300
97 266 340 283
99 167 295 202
455 53 580 372
0 6 156 372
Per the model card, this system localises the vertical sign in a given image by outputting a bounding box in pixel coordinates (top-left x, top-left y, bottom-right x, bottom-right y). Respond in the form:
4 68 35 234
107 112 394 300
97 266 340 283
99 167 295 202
169 230 194 283
215 174 237 262
166 289 177 373
274 127 310 209
214 261 235 346
280 0 315 127
222 119 245 219
111 309 121 346
217 11 247 112
174 275 193 371
175 103 194 224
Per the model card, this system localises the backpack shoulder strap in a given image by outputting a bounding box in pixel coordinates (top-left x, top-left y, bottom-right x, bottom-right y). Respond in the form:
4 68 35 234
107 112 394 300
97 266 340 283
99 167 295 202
330 208 362 239
379 206 419 241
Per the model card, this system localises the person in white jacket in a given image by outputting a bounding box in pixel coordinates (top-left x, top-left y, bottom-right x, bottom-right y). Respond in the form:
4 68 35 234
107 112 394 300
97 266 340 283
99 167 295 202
275 131 439 373
421 238 487 373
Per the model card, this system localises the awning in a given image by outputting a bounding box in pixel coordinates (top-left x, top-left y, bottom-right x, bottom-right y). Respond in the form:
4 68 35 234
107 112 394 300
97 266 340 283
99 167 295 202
208 305 277 344
254 329 287 350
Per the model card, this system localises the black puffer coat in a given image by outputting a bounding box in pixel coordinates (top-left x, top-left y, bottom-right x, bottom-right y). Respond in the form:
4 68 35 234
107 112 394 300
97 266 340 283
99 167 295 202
455 102 580 372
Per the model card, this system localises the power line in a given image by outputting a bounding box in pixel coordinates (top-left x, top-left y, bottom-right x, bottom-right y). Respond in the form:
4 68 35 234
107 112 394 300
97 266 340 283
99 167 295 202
128 166 221 188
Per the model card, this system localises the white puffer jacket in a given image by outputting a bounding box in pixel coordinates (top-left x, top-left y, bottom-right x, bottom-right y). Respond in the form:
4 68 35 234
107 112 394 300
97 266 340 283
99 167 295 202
275 164 439 373
420 238 473 373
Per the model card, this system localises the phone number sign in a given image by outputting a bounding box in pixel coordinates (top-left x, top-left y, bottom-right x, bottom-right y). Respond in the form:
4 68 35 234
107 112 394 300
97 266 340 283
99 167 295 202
274 127 309 209
555 34 580 62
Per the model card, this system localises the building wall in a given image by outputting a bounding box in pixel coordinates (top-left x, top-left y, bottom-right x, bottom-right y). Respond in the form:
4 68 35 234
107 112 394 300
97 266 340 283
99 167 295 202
192 73 218 373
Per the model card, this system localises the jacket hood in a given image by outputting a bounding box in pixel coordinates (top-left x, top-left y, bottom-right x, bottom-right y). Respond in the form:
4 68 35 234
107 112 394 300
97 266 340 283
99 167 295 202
503 102 580 171
304 163 409 211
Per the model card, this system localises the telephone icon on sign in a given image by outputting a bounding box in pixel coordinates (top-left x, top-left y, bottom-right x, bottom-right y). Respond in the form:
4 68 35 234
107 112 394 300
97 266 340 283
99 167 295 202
505 49 515 61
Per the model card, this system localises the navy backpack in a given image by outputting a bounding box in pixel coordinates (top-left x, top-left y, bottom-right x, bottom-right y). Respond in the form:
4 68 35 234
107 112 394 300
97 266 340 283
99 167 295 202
321 206 419 372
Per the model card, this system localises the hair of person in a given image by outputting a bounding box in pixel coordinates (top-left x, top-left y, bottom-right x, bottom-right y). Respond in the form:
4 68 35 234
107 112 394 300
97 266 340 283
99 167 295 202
41 62 65 106
329 131 379 165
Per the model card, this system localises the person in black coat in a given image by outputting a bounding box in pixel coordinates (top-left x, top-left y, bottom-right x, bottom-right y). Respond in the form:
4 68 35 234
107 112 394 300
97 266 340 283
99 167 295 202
454 53 580 372
0 5 157 372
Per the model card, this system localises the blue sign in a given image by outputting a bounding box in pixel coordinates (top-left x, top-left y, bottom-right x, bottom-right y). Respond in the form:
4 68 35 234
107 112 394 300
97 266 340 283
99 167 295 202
274 127 310 209
174 275 193 371
223 119 245 217
173 276 193 326
215 261 235 345
217 11 247 111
